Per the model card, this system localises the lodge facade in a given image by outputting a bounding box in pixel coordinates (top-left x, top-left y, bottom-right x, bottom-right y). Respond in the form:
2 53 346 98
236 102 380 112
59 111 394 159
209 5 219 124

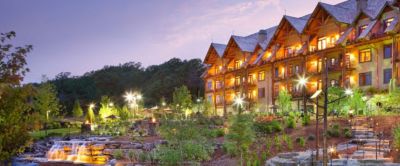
202 0 400 116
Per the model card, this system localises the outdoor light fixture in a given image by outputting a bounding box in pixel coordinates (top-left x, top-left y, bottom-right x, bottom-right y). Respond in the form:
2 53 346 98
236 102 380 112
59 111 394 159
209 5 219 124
196 98 201 103
123 91 143 118
344 89 353 96
124 91 134 102
329 146 335 153
234 96 244 107
297 75 309 87
162 102 166 106
89 103 95 109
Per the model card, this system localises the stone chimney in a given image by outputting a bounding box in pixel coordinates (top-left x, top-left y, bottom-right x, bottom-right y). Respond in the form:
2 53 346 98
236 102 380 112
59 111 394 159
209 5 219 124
356 0 368 11
258 29 268 42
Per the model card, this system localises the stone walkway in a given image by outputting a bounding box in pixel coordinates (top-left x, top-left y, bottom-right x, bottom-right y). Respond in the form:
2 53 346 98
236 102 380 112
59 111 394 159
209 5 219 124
266 117 396 166
344 117 391 161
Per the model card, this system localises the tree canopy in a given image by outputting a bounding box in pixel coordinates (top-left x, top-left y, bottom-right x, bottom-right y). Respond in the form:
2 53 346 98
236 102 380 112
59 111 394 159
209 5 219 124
50 58 205 116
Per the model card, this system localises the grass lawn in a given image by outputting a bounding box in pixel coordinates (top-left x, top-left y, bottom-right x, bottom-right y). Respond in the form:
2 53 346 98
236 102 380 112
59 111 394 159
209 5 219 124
30 128 81 140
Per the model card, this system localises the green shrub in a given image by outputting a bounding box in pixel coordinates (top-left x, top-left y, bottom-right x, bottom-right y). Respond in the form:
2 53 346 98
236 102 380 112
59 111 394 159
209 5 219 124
286 117 295 129
307 134 316 141
343 128 352 138
155 146 181 166
285 136 293 150
214 128 225 137
112 149 124 160
270 120 282 132
302 115 310 126
393 125 400 150
327 124 340 137
223 141 237 157
296 137 306 147
254 121 272 134
127 149 137 162
274 136 282 152
344 130 352 138
211 117 224 126
155 120 214 165
139 151 149 162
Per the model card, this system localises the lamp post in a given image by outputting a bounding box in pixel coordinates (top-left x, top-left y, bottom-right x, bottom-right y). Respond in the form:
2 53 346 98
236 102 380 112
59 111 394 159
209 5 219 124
196 98 201 113
234 96 244 114
297 75 309 115
124 91 142 119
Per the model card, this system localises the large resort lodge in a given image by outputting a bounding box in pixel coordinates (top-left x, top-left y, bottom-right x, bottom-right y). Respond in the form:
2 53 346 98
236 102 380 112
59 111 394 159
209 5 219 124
202 0 400 116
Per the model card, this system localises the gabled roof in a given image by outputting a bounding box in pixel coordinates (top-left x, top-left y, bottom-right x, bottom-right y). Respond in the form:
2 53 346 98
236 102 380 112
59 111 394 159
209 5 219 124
211 43 226 57
284 15 310 33
231 33 260 52
203 43 226 64
362 0 392 19
318 2 358 24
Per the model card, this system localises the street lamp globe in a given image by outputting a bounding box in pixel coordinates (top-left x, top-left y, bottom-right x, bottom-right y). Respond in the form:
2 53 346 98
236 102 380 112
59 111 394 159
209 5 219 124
124 91 134 102
234 96 244 107
136 94 142 100
345 89 353 96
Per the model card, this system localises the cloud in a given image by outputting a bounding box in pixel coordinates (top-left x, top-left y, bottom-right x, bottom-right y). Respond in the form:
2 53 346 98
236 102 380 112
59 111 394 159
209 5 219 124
162 0 283 49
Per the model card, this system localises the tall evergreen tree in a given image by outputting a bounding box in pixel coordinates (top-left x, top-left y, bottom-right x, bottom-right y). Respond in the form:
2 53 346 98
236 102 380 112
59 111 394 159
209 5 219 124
86 105 95 124
72 100 83 118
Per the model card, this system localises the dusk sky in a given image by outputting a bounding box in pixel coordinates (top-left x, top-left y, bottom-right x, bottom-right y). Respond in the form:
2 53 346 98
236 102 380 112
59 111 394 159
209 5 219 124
0 0 343 83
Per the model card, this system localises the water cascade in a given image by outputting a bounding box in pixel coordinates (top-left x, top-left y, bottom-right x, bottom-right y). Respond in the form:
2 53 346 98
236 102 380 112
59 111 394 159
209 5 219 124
47 140 108 164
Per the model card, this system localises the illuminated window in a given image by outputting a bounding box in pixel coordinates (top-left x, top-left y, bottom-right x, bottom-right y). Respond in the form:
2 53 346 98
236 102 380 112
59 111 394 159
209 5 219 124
359 72 372 86
288 64 293 76
359 49 372 63
330 58 337 67
288 83 293 93
318 37 327 50
295 65 300 73
216 81 221 89
309 45 317 52
235 76 240 86
383 18 394 30
248 74 254 84
384 44 392 59
234 60 242 69
359 25 368 35
258 71 265 81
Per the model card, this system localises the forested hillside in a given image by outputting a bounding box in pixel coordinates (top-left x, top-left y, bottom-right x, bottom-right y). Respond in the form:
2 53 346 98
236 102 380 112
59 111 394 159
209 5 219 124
50 58 205 115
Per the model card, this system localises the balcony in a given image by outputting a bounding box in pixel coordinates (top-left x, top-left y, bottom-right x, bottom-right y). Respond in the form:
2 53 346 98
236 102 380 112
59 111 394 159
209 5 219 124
274 75 285 81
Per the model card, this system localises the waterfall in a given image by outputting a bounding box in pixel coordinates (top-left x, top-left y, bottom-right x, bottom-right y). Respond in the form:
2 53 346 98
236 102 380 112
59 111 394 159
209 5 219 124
47 140 108 164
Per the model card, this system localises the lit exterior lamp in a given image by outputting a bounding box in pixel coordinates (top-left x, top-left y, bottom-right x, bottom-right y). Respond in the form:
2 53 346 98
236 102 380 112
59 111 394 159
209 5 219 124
329 146 336 166
345 89 353 96
296 75 309 115
124 91 142 119
234 96 244 114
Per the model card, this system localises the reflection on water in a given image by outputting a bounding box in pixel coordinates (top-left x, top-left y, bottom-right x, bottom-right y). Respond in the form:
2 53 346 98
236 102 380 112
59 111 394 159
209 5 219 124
47 140 108 164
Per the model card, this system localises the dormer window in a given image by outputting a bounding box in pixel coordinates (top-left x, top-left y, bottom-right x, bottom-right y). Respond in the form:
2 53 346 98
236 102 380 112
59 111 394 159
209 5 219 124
359 25 368 35
383 18 394 31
